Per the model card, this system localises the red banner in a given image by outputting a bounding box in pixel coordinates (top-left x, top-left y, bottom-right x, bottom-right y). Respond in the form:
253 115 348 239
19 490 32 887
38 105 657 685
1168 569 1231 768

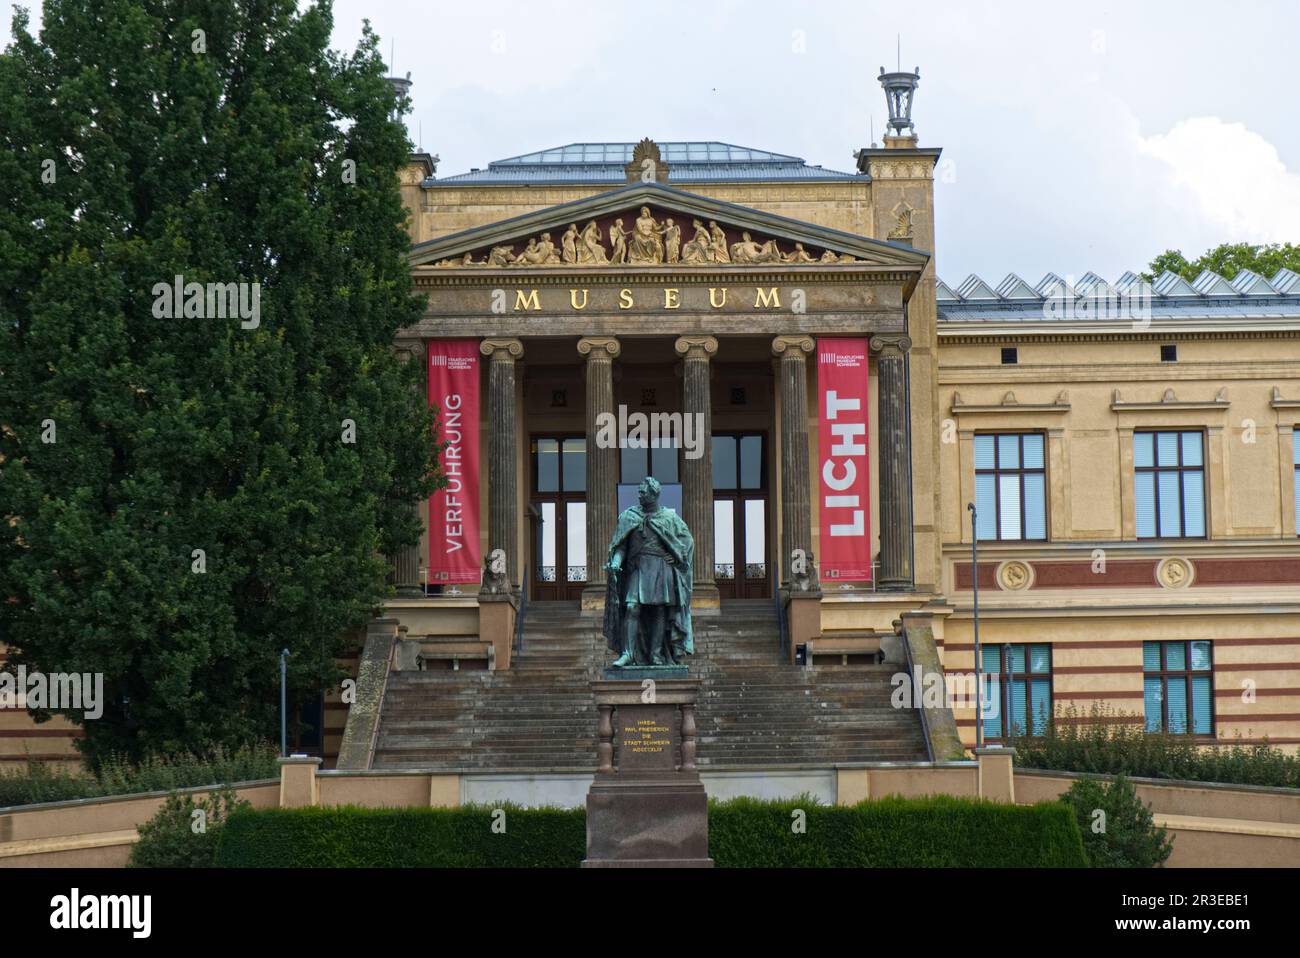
817 338 872 582
427 340 481 585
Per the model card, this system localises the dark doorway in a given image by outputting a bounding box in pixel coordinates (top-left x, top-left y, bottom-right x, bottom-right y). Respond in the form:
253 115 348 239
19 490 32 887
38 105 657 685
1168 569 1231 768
713 432 769 599
530 435 587 601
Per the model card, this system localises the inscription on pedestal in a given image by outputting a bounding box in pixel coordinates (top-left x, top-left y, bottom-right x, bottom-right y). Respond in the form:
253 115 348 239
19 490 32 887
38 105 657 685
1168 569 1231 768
616 705 676 772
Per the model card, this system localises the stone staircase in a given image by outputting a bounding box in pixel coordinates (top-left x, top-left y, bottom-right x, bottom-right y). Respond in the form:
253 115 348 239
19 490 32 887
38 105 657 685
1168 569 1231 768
370 599 928 769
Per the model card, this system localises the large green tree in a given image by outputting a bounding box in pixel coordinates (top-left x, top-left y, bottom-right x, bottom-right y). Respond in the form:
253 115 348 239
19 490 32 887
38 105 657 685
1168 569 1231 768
1145 242 1300 283
0 0 439 763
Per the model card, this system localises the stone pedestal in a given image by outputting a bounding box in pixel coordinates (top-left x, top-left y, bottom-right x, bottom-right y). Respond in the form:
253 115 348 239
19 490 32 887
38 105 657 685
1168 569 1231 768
583 679 712 868
478 592 516 671
786 590 822 664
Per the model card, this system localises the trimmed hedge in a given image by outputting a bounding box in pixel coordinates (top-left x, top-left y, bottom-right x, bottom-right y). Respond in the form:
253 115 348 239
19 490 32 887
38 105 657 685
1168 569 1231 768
709 795 1087 867
215 804 586 867
214 795 1087 868
1016 705 1300 789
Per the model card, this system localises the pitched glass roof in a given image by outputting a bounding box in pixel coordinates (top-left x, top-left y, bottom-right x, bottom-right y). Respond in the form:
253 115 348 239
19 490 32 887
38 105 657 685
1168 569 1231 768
433 141 858 185
493 142 804 165
936 269 1300 324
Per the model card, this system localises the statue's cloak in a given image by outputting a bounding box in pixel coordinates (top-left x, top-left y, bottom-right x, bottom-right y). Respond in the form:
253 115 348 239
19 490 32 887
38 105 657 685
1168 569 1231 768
602 505 694 657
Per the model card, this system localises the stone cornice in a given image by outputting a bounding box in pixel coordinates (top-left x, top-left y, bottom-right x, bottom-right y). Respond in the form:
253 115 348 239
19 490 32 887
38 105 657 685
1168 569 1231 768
940 324 1300 345
413 265 921 289
1110 387 1229 412
951 391 1070 415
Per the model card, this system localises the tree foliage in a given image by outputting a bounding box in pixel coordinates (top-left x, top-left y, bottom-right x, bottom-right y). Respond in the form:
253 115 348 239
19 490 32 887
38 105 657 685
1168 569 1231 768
0 1 439 763
1145 242 1300 283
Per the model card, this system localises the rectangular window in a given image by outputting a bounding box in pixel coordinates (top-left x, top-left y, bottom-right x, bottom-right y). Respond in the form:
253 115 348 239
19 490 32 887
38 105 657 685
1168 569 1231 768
1143 640 1213 735
980 643 1052 741
1294 432 1300 536
1134 430 1205 539
974 433 1047 541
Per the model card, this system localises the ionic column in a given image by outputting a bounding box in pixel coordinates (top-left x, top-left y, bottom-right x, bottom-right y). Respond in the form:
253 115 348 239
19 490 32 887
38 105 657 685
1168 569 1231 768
674 336 719 599
772 335 815 587
390 340 425 595
578 337 620 597
480 338 524 591
871 334 914 590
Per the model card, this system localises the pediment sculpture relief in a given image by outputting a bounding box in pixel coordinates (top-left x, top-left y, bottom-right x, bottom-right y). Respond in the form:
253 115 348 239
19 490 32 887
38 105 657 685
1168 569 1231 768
432 207 861 268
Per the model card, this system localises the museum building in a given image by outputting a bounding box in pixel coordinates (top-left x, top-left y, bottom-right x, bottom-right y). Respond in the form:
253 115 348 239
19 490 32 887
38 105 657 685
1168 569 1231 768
9 72 1300 770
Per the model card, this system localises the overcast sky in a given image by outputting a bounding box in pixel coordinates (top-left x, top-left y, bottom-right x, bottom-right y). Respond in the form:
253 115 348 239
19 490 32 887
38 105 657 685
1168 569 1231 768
8 0 1298 286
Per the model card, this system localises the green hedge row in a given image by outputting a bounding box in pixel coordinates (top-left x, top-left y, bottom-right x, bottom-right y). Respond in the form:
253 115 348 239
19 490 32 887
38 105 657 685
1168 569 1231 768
709 795 1086 867
213 796 1086 868
215 804 586 868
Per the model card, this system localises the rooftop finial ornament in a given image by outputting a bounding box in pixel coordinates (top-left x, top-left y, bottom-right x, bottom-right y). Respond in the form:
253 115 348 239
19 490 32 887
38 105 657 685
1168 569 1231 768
878 65 920 137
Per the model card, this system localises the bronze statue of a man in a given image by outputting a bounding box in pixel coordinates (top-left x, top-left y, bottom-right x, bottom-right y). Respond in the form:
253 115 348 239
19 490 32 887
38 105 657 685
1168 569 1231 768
603 476 694 667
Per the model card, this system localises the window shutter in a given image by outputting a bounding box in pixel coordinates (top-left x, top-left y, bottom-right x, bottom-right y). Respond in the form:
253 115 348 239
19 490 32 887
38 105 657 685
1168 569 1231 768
975 474 997 540
1143 677 1163 731
1182 472 1206 537
998 474 1021 539
1158 471 1182 537
1142 642 1161 671
1010 679 1028 736
1166 677 1188 733
1031 679 1051 735
1136 473 1156 538
1024 473 1047 540
1191 675 1212 735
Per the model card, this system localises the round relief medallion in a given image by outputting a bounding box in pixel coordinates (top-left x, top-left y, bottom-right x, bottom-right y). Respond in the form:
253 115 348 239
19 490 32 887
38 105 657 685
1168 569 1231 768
996 560 1033 591
1156 556 1194 589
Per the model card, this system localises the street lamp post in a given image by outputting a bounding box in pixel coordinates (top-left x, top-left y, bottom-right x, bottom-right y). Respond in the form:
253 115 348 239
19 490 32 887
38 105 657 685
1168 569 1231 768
967 503 983 750
279 648 291 757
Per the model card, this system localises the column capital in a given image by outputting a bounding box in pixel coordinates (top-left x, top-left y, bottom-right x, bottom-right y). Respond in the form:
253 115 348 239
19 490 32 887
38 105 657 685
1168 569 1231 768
674 335 719 361
869 334 912 357
394 339 425 364
577 336 621 361
771 334 815 358
480 337 524 361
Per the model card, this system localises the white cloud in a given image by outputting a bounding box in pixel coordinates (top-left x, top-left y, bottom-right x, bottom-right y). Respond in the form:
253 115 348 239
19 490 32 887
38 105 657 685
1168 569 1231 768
1137 117 1300 244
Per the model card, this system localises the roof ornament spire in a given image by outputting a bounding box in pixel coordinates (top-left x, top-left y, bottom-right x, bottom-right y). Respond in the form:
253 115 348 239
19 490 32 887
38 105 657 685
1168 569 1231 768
626 138 670 183
878 63 921 142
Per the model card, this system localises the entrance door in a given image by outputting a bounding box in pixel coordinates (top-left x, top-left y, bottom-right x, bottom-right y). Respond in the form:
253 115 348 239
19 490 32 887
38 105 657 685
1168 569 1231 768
530 436 587 601
713 433 769 599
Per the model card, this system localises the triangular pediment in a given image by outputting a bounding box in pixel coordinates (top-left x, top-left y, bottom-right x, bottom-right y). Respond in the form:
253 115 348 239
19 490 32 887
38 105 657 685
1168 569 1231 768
408 182 929 271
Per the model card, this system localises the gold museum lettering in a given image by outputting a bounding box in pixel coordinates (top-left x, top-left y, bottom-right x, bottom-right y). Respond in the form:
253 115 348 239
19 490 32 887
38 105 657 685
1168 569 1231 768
496 286 791 312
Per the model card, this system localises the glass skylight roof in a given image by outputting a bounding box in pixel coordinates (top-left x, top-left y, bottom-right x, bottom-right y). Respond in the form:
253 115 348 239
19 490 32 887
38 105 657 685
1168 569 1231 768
492 142 804 166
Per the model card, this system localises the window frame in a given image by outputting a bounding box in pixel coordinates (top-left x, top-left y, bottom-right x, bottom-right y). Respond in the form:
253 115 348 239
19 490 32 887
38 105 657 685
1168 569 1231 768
973 431 1049 542
1143 640 1215 737
1293 428 1300 537
983 643 1053 742
1134 429 1207 540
